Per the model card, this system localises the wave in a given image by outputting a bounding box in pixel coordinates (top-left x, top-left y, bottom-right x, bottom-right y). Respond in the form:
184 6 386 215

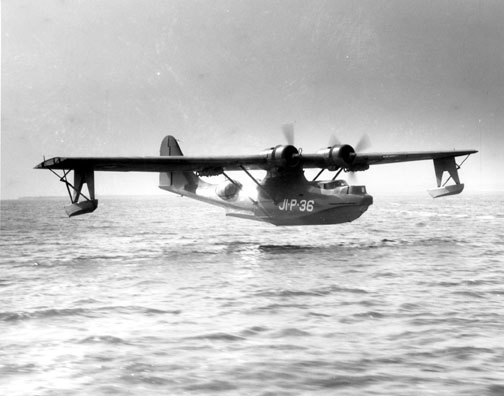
184 332 246 342
0 362 37 375
252 302 310 312
238 325 270 337
0 305 181 322
78 335 129 344
254 285 368 298
182 380 237 392
305 374 388 389
352 311 387 319
254 289 327 297
111 233 475 260
452 290 486 299
271 328 312 337
243 236 467 254
258 244 317 253
488 385 504 396
405 345 495 360
0 307 92 322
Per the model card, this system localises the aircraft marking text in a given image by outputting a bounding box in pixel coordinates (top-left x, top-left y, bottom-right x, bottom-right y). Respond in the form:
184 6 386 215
278 199 315 212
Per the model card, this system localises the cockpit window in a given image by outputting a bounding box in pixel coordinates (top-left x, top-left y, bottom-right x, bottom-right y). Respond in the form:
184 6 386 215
349 186 367 194
317 180 348 189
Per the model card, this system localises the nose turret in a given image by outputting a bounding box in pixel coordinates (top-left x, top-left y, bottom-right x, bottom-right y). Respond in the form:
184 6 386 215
361 193 373 206
348 185 373 207
348 185 367 195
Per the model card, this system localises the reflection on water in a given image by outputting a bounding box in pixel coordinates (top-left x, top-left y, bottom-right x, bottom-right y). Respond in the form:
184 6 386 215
1 194 504 395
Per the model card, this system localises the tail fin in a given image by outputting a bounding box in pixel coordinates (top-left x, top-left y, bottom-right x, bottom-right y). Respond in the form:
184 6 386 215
160 135 184 156
159 136 200 192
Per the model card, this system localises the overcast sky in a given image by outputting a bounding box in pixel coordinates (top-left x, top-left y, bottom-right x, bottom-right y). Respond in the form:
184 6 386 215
2 0 503 199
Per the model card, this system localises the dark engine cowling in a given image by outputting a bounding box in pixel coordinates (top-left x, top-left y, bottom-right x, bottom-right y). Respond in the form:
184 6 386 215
317 144 355 170
262 145 300 169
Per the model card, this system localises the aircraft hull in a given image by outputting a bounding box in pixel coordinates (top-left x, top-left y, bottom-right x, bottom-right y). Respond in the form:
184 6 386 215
160 168 373 226
264 204 371 226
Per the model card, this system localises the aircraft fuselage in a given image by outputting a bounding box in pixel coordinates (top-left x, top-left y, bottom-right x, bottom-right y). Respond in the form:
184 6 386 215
160 170 373 226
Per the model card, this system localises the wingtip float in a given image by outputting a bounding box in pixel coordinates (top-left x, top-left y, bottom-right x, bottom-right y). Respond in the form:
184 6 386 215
36 135 477 225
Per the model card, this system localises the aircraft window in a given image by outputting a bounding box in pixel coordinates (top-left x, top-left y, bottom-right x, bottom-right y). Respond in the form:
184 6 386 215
317 180 348 189
349 186 366 194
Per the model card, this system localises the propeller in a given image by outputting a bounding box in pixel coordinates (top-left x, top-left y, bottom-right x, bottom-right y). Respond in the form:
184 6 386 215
282 123 295 146
324 132 372 182
347 168 359 183
280 125 371 182
327 134 341 147
355 133 371 152
348 133 371 183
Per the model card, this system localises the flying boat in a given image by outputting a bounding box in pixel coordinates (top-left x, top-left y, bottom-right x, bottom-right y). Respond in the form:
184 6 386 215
35 129 477 226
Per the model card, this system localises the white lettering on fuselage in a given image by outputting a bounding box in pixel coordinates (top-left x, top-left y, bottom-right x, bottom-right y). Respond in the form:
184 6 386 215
278 199 315 212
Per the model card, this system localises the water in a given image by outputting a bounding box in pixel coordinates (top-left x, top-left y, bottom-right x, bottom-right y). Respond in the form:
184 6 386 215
1 194 503 396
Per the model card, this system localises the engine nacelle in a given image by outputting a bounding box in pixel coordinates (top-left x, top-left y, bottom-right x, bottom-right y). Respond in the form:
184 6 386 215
262 145 300 169
317 144 355 170
215 180 241 200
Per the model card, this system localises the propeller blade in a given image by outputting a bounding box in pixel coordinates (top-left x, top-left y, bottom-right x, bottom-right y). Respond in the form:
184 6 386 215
349 134 370 184
328 134 341 147
355 133 371 152
282 123 295 146
348 170 357 184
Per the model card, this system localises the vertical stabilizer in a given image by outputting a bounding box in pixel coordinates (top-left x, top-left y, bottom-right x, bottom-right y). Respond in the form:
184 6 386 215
159 135 200 192
160 135 184 156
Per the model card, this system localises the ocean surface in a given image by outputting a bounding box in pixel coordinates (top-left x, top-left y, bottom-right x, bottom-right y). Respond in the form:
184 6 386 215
1 193 503 396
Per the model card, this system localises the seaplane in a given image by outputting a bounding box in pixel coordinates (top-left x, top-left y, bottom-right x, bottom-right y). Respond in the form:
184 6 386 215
35 127 477 226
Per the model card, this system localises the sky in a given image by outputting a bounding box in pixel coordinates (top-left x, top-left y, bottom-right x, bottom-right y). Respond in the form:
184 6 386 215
2 0 504 199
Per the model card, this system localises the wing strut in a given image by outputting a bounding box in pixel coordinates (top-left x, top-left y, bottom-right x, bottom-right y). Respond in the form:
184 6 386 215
312 169 325 182
428 154 470 198
236 166 274 219
239 166 277 204
48 168 99 217
331 168 344 181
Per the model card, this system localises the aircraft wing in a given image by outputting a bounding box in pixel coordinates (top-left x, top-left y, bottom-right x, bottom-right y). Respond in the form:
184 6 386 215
36 149 477 173
34 155 269 173
299 149 477 171
351 150 478 167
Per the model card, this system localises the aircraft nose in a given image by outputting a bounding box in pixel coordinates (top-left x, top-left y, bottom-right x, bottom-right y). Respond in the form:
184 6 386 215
361 194 373 206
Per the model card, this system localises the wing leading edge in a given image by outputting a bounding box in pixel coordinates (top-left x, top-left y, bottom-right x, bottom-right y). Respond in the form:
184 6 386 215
352 150 477 167
35 150 477 173
34 155 269 173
